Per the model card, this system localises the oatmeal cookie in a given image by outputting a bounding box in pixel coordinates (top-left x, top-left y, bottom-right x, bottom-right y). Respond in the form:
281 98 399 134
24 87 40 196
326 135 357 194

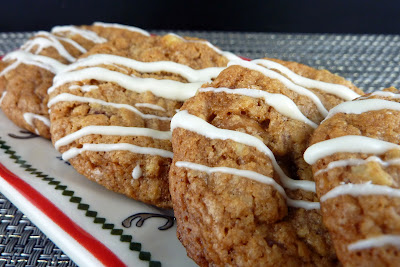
0 23 149 139
48 33 231 208
169 58 362 266
304 87 400 266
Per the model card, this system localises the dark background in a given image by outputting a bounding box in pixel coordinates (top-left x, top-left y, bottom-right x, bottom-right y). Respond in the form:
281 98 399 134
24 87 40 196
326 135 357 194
1 0 400 34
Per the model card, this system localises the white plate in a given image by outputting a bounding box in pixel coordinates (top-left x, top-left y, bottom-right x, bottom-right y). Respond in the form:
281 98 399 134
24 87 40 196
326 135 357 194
0 110 196 266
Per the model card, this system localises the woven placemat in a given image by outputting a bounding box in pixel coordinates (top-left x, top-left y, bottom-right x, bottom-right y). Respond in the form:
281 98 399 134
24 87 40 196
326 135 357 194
0 30 399 266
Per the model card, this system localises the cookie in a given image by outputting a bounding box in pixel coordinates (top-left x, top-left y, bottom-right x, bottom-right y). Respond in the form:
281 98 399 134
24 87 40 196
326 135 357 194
169 58 362 266
48 33 232 208
304 87 400 266
0 22 150 139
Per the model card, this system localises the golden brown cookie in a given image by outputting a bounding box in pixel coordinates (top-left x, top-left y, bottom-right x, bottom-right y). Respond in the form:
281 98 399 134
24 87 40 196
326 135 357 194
304 87 400 266
169 58 363 266
48 33 230 208
0 23 149 139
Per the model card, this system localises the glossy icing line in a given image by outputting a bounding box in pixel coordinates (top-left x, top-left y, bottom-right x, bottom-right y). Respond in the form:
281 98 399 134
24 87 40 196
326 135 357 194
22 32 77 62
0 92 6 105
68 85 99 92
166 33 241 62
93 22 150 36
48 67 202 101
321 182 400 202
348 235 400 250
62 143 173 161
47 93 172 121
199 87 318 128
54 125 171 150
325 99 400 120
171 110 316 192
252 59 360 101
304 135 400 165
61 54 225 83
23 112 50 127
229 59 329 117
51 25 107 43
315 156 400 176
1 51 66 76
135 103 166 111
175 161 320 210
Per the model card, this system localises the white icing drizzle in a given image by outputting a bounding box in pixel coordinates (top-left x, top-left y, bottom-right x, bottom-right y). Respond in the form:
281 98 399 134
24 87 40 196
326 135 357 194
304 135 400 165
23 112 50 127
48 67 203 101
61 54 225 83
1 51 66 76
253 59 360 101
0 91 7 105
171 110 316 192
199 87 318 128
359 91 400 99
166 33 241 62
93 22 150 36
22 31 77 62
51 25 107 43
62 143 173 161
315 156 400 176
321 182 400 202
54 125 171 150
68 84 99 92
47 93 172 121
175 161 320 210
348 235 400 251
135 103 166 111
325 99 400 120
229 59 329 117
132 164 142 179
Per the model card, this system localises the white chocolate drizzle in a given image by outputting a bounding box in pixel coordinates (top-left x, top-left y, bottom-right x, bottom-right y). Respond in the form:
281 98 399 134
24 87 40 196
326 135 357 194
321 182 400 202
304 135 400 165
1 51 66 76
325 99 400 120
68 84 99 92
348 235 400 251
0 91 7 105
62 143 173 161
48 67 202 101
135 103 166 111
252 59 360 101
61 54 225 83
228 59 329 117
171 110 316 192
315 156 400 176
93 22 150 37
166 33 241 62
175 161 320 210
132 164 142 180
199 87 318 128
54 125 171 150
47 93 172 121
51 25 107 43
23 112 50 128
22 32 77 62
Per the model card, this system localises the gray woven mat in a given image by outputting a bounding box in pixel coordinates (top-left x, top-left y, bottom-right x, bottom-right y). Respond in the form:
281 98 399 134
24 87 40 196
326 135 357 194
0 30 399 266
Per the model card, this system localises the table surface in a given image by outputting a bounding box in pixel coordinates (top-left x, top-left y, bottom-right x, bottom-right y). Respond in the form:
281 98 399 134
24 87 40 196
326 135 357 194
0 30 399 266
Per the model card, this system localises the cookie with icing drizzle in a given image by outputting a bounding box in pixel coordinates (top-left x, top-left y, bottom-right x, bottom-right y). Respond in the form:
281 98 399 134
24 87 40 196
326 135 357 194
169 59 362 266
48 33 230 208
0 22 149 139
304 87 400 266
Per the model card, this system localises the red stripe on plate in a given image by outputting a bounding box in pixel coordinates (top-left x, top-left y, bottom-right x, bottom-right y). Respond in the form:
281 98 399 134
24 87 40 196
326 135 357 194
0 162 126 267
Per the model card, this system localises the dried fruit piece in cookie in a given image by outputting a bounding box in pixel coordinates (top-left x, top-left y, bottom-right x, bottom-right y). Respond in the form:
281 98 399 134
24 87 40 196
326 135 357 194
48 34 232 208
304 87 400 266
169 58 362 266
